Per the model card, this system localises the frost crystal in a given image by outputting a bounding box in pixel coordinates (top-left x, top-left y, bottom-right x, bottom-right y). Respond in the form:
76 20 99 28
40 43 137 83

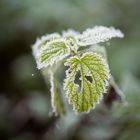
78 26 124 46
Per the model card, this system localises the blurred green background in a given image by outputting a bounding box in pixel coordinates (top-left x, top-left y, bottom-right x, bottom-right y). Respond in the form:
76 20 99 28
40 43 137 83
0 0 140 140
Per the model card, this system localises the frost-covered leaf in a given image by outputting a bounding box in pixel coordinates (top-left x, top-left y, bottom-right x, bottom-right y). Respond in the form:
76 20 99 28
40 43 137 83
50 72 65 116
62 29 80 53
33 39 70 69
64 52 110 113
32 33 61 56
78 26 124 46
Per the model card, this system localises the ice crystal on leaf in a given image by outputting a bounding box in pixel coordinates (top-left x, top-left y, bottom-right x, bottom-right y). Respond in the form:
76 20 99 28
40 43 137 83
78 26 124 46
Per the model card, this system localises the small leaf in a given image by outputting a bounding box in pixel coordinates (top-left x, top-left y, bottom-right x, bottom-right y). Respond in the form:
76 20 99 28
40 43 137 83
78 26 124 46
64 52 110 113
32 33 61 56
33 39 70 69
62 29 80 53
50 72 65 116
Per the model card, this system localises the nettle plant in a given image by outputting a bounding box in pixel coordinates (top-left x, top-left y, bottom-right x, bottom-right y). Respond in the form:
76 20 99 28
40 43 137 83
32 26 124 114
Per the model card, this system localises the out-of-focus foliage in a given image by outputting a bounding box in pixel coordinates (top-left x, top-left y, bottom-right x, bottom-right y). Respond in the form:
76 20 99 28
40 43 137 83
0 0 140 139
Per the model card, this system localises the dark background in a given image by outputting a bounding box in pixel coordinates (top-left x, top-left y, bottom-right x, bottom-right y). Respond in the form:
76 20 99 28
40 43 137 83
0 0 140 140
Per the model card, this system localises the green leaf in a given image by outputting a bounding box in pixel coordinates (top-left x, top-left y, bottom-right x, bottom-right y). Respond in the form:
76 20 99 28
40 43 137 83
35 39 70 69
64 52 110 113
32 33 61 56
62 29 80 53
50 72 65 116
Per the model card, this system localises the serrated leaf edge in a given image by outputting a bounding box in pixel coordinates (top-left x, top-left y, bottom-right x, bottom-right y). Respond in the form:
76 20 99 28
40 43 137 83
64 52 110 113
